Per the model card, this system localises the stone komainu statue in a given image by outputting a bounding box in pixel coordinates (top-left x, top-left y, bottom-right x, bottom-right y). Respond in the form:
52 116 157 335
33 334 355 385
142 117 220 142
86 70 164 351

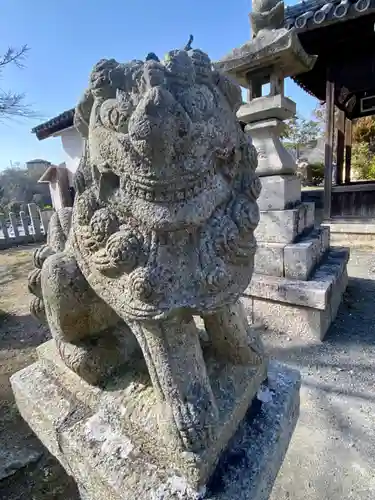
28 47 264 454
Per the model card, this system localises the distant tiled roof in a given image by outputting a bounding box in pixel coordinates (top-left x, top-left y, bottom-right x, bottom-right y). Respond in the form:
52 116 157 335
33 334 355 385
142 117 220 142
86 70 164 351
284 0 375 31
32 108 75 141
26 158 51 164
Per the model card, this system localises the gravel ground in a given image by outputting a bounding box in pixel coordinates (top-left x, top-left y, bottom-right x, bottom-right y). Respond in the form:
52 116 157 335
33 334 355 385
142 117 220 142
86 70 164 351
268 250 375 500
0 246 374 500
0 247 79 500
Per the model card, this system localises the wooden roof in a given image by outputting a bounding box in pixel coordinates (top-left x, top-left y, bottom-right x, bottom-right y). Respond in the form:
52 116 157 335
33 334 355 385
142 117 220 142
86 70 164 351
285 0 375 32
285 1 375 118
32 109 75 141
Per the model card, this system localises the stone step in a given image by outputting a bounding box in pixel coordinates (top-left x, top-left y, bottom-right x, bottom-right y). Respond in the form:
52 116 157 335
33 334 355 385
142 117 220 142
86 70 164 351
284 226 330 280
243 247 350 340
246 247 349 310
255 202 315 244
254 242 286 277
254 225 330 279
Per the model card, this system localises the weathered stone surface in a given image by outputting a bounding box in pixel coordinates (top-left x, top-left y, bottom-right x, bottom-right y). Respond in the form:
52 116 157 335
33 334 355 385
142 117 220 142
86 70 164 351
320 226 330 254
11 354 300 500
284 239 316 280
215 28 316 87
0 447 42 481
304 201 315 229
245 119 297 176
251 298 332 341
246 272 330 310
324 221 375 247
19 210 30 236
8 212 20 239
250 248 349 308
297 203 306 235
283 229 323 280
250 0 285 36
255 206 303 243
20 44 273 496
244 247 350 340
238 96 296 124
257 174 301 211
254 242 285 277
28 203 41 237
0 213 9 240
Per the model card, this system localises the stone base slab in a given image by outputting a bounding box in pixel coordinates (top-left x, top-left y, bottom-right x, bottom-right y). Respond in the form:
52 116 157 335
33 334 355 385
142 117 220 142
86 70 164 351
244 247 349 340
11 355 300 500
31 339 268 490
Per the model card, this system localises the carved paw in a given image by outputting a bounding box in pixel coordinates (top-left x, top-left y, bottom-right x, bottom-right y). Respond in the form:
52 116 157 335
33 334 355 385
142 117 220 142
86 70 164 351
172 385 218 452
56 336 125 386
30 296 46 323
28 268 42 298
33 245 55 269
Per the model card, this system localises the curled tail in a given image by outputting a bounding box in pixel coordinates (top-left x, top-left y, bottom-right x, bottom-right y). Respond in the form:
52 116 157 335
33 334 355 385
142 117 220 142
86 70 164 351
28 207 73 323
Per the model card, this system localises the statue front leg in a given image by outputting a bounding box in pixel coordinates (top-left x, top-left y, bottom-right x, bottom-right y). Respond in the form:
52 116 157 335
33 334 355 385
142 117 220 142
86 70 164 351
202 300 265 366
131 314 218 452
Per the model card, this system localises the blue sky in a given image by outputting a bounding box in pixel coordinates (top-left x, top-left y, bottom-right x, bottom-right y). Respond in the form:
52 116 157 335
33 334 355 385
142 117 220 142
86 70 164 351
0 0 318 169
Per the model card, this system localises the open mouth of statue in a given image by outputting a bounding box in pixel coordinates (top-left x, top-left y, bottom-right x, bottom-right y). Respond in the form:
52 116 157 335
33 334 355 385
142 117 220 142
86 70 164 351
124 166 215 204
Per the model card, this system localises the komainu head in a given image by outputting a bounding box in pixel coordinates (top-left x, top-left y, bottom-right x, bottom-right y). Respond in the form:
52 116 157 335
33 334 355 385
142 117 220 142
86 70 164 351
71 46 261 321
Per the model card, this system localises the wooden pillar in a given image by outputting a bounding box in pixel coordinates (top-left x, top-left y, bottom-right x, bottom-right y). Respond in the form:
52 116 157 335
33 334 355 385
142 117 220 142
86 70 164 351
335 109 345 185
324 76 335 219
345 118 352 184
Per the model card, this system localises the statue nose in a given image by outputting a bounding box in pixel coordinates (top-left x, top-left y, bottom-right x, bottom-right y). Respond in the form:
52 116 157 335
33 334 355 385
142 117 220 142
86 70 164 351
129 87 192 160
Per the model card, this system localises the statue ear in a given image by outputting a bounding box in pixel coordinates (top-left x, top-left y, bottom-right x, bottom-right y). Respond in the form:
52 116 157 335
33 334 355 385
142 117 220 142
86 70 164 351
74 89 94 139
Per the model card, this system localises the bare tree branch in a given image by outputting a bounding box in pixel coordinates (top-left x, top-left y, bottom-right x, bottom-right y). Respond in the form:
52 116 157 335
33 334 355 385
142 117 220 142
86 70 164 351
0 45 37 120
0 90 38 120
0 45 29 71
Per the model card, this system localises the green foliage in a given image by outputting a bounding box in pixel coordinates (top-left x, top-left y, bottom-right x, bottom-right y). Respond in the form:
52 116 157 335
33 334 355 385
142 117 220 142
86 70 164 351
309 162 325 185
353 117 375 150
351 142 375 180
0 165 52 213
282 115 321 160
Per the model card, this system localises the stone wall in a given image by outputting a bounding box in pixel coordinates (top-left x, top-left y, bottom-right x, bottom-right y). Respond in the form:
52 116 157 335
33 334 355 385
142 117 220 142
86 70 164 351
0 203 53 250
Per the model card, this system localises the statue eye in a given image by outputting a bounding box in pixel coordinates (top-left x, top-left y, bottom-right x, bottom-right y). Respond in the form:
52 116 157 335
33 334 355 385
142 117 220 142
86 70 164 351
100 98 130 133
109 107 120 127
100 99 120 129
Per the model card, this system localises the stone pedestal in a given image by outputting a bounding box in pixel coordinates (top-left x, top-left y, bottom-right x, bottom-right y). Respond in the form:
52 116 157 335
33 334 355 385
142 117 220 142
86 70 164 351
241 109 348 340
217 22 348 341
240 100 349 340
11 340 300 500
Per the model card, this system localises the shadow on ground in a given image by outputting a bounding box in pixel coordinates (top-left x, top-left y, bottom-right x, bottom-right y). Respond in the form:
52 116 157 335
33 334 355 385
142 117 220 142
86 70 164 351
267 272 375 500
